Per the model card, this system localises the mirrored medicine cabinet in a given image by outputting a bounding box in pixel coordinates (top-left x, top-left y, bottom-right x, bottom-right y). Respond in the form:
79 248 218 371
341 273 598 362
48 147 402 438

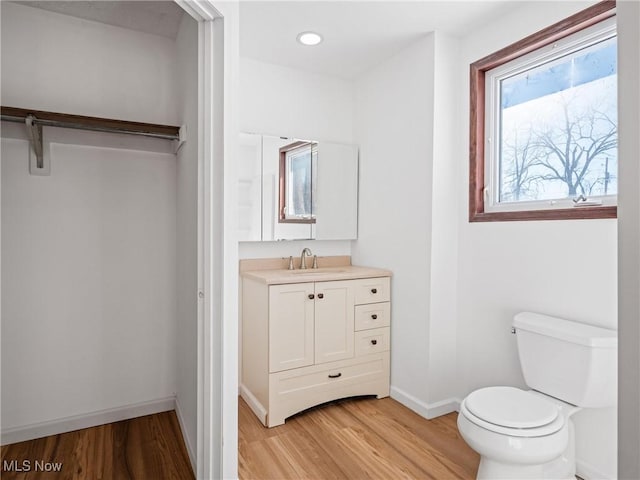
238 133 359 242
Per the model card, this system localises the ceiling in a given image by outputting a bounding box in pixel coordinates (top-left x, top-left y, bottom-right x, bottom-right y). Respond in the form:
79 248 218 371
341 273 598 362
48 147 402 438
14 1 185 39
17 1 521 79
239 1 521 79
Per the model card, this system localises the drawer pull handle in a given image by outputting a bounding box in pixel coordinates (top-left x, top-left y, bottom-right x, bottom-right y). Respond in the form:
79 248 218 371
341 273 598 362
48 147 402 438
317 293 324 299
371 288 377 294
328 373 342 379
371 314 378 320
371 339 378 345
308 294 315 299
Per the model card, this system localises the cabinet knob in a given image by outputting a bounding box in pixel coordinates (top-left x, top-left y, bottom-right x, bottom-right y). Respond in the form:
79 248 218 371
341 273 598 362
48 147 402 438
371 314 378 320
317 293 324 299
328 373 342 379
371 339 378 345
371 288 377 294
308 294 315 299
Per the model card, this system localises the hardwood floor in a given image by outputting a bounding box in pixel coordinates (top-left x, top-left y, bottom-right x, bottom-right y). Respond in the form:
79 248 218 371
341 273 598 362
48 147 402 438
0 411 194 480
239 396 480 480
2 399 478 479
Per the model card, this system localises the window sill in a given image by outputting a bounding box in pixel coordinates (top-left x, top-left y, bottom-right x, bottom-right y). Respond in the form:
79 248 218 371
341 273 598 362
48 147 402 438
278 218 317 224
469 205 617 222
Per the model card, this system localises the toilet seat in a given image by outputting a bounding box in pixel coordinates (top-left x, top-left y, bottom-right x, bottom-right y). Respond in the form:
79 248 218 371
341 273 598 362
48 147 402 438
460 387 565 437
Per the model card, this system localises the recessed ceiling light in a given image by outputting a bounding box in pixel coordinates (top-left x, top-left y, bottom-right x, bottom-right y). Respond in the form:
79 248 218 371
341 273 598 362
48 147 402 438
297 31 323 46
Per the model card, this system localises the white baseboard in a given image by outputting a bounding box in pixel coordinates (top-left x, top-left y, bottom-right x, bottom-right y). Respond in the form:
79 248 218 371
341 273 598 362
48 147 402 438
239 384 267 425
1 396 175 446
390 386 460 419
175 397 196 474
576 458 614 480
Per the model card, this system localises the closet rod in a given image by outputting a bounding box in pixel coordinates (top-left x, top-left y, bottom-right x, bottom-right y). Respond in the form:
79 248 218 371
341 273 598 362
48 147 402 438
1 106 180 140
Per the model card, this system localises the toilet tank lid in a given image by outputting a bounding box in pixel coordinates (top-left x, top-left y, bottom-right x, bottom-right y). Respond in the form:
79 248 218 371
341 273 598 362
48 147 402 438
513 312 617 348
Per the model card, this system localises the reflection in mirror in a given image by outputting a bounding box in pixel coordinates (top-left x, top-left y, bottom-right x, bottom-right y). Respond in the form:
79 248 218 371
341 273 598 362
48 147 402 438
279 141 317 224
238 133 358 242
263 136 313 240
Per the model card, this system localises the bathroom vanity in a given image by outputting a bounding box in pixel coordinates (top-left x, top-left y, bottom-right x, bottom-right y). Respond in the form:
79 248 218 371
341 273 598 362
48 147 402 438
240 258 391 427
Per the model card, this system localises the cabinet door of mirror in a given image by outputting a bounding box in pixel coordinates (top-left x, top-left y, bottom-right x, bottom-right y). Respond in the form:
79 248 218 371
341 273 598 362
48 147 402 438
238 133 262 241
238 133 358 241
314 142 358 240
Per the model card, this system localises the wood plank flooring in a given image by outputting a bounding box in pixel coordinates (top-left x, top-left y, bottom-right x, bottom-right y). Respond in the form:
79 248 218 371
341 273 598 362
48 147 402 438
0 411 194 480
2 399 479 479
239 396 480 480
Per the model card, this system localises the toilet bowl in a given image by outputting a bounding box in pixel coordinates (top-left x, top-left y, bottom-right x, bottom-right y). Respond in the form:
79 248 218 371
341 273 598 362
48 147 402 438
457 386 577 480
457 312 617 480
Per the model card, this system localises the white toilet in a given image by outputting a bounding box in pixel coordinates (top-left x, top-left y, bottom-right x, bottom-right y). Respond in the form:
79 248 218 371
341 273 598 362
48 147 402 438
457 312 617 480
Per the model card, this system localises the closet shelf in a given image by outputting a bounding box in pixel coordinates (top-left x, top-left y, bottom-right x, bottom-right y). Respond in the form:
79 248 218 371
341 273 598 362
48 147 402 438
2 106 181 176
1 106 180 140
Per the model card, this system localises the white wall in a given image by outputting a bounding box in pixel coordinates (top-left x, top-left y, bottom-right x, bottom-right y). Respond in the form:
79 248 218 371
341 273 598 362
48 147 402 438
238 57 354 259
455 2 617 478
175 12 198 470
0 2 178 125
1 126 177 437
1 3 180 442
352 34 436 412
427 32 461 407
239 57 354 143
617 1 640 478
352 31 462 417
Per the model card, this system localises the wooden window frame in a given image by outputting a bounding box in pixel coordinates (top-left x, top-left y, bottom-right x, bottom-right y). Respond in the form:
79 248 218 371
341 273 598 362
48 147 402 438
278 141 317 224
469 0 617 222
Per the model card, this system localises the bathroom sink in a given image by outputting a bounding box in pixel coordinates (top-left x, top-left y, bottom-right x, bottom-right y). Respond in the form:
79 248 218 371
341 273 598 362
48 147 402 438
289 268 347 274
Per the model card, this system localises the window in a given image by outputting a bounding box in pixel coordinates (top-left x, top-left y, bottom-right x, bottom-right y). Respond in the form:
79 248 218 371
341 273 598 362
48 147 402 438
469 1 617 221
279 141 317 223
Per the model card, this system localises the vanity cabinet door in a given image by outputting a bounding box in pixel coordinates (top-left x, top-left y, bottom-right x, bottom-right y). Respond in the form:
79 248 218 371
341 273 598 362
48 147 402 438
314 280 355 365
269 283 315 373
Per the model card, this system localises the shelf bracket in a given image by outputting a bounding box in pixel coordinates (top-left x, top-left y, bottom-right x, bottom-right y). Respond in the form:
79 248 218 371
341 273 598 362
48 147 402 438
25 115 50 176
174 125 187 154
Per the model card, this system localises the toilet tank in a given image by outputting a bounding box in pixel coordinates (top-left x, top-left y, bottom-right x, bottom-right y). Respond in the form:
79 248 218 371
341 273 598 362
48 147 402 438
513 312 617 408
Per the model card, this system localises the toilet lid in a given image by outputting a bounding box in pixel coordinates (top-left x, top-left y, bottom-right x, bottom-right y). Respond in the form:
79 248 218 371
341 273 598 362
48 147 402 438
465 386 559 429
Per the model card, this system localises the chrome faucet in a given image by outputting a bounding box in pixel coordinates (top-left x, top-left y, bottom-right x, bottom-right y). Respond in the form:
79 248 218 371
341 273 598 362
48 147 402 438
300 248 313 269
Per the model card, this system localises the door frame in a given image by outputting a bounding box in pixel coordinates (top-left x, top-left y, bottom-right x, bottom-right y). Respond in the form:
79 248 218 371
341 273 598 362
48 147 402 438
175 1 239 478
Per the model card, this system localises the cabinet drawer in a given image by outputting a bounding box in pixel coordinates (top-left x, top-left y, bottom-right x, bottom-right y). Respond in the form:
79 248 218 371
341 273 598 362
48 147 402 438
353 277 390 304
268 353 390 427
355 302 390 331
355 327 390 357
272 355 385 395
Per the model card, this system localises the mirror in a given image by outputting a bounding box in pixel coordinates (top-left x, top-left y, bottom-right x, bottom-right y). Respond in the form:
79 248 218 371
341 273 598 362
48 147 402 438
238 133 358 241
238 133 262 241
